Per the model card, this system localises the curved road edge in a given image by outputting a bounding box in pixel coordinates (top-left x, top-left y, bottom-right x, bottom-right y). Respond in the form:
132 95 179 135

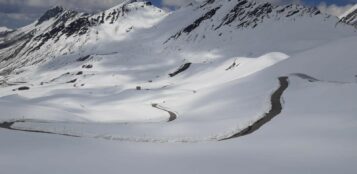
0 76 291 142
220 76 289 141
0 121 80 137
152 104 177 122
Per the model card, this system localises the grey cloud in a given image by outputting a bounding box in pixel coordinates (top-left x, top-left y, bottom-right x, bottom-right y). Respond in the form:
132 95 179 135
0 12 38 28
161 0 202 7
317 3 355 17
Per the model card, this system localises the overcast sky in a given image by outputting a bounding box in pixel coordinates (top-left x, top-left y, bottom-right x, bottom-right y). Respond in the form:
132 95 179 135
0 0 356 28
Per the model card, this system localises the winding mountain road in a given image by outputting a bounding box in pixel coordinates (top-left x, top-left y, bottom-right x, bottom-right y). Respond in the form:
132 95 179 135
152 103 177 122
0 76 295 142
220 76 289 141
0 121 80 137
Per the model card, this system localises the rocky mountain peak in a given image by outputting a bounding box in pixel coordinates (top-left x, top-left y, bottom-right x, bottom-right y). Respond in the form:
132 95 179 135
165 0 322 43
340 5 357 28
36 6 67 25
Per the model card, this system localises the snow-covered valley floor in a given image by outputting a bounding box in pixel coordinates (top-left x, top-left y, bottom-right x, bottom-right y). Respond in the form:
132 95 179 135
1 93 356 174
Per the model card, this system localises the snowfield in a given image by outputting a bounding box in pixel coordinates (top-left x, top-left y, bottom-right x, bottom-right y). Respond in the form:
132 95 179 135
0 27 11 32
0 0 357 173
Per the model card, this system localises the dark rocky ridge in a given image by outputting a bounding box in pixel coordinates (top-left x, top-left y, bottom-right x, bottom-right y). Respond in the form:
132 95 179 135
37 6 65 25
169 63 192 77
165 0 322 43
340 8 357 28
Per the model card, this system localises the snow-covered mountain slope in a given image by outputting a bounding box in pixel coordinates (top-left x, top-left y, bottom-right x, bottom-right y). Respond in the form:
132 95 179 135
2 37 357 174
0 0 356 141
0 27 12 45
0 0 165 72
0 27 11 33
340 4 357 27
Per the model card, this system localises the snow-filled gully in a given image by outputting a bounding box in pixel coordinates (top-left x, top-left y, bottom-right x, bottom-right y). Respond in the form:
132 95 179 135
0 76 291 143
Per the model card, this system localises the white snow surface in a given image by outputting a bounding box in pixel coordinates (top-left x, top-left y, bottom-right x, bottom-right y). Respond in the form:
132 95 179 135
0 0 357 173
0 27 11 32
